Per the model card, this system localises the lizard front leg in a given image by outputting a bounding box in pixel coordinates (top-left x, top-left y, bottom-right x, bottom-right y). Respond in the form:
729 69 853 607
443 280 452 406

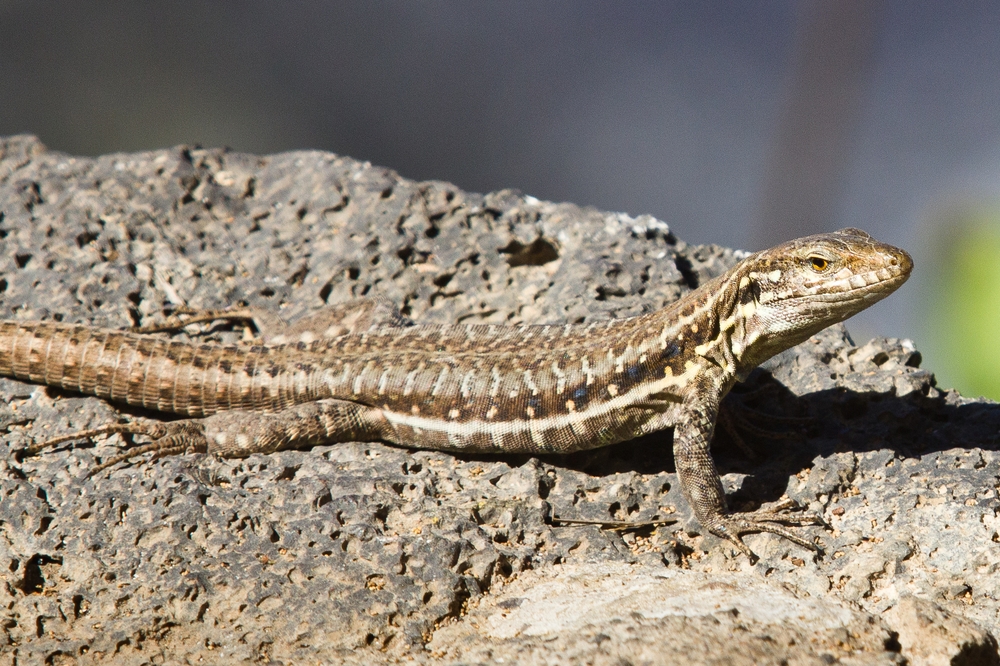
673 379 822 560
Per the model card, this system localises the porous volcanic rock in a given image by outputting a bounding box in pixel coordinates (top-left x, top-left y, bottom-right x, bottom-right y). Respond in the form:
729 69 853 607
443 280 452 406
0 135 998 665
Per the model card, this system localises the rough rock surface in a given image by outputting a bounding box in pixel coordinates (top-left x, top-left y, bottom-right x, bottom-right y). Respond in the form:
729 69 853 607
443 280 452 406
0 135 998 665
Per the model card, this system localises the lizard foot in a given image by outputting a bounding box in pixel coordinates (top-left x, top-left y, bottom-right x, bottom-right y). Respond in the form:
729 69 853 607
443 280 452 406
704 500 825 562
132 305 277 337
22 419 209 476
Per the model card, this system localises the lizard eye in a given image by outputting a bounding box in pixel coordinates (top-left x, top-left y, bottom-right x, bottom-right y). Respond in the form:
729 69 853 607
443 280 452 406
808 255 829 272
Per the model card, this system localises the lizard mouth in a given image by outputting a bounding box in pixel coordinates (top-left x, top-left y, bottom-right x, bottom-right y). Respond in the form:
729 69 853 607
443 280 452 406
782 246 912 309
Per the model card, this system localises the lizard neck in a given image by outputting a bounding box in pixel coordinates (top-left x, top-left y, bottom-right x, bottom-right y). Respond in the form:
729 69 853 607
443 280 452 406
622 261 779 389
588 268 747 394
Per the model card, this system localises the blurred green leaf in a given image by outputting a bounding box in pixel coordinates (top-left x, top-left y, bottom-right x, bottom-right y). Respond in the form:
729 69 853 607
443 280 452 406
928 212 1000 400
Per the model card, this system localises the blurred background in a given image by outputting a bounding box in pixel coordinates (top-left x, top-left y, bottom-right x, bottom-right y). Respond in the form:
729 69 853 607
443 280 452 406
1 1 999 398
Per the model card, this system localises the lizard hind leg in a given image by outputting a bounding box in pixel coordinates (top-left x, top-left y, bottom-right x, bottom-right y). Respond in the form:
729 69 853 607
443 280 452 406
22 420 170 456
22 419 210 476
87 428 206 476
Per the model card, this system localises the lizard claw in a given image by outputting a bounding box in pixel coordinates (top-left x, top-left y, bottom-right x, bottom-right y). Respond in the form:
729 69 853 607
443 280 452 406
704 501 825 561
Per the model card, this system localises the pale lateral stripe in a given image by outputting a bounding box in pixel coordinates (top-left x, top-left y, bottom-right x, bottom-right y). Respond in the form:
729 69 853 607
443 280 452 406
529 422 547 448
383 362 700 441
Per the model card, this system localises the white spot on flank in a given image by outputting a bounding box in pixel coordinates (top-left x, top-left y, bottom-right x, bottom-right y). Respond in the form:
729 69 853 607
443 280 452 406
523 369 538 395
581 357 594 385
552 362 566 394
431 365 449 396
768 269 782 282
607 384 619 397
566 399 576 412
490 366 502 397
526 406 535 418
460 370 475 398
411 405 420 415
486 405 498 419
694 342 711 356
449 409 460 419
403 369 418 396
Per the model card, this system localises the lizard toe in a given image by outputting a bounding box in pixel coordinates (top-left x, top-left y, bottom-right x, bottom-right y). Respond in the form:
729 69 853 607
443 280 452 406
706 511 823 561
88 421 209 476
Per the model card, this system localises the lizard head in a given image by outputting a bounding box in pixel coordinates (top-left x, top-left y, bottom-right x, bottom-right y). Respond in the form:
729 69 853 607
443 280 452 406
732 227 912 363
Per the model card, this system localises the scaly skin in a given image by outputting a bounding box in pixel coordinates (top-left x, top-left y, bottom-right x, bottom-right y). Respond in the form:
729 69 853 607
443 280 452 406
6 227 911 559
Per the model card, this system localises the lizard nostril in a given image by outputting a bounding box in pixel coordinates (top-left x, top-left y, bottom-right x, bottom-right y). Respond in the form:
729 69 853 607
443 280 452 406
889 258 898 266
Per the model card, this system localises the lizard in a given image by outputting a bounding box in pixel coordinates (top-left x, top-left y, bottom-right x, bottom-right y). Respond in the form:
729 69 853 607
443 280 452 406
2 227 911 559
